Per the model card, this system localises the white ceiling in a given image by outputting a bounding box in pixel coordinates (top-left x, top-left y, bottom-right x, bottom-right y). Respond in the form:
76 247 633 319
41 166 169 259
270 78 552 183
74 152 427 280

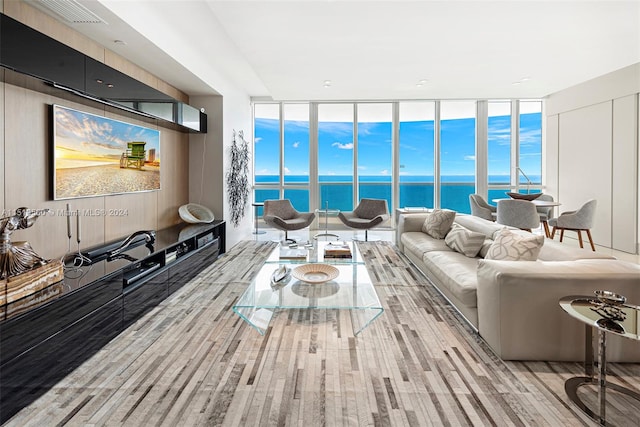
33 0 640 101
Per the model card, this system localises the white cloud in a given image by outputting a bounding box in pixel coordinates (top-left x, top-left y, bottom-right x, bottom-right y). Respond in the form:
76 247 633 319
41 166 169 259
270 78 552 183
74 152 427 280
464 155 476 161
380 169 390 175
332 142 353 150
292 141 300 148
254 137 262 143
284 167 291 173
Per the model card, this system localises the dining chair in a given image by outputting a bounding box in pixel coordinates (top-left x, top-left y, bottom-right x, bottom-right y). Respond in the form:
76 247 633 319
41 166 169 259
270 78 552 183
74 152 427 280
469 194 497 221
496 199 540 232
548 199 597 251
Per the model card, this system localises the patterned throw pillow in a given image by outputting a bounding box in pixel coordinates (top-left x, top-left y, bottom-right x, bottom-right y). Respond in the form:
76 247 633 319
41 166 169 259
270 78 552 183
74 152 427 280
485 228 545 261
421 208 456 239
444 224 486 257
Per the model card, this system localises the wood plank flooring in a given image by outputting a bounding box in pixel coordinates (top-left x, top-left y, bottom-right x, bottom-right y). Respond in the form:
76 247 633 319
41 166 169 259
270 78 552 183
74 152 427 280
5 240 640 426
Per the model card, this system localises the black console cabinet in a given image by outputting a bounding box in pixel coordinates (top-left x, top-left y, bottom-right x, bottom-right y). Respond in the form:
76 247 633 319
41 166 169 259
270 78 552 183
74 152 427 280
0 221 225 423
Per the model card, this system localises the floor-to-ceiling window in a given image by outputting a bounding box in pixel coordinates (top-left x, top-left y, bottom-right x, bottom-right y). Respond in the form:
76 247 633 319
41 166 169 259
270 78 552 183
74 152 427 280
318 103 354 211
357 103 392 211
399 101 435 208
283 103 310 211
519 101 543 190
440 101 476 214
253 99 543 226
487 101 512 203
253 103 281 216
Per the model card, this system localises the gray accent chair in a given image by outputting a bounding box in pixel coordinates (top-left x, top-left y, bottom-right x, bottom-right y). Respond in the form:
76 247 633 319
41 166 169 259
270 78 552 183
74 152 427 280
535 194 555 237
338 198 390 241
496 199 540 232
469 194 497 221
263 199 315 243
548 199 597 251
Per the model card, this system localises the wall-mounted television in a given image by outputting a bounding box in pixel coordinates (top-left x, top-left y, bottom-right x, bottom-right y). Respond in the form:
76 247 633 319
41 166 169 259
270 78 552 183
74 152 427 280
52 104 161 200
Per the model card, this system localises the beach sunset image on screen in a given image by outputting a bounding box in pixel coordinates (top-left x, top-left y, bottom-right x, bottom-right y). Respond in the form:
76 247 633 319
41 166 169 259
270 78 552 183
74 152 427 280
53 104 161 200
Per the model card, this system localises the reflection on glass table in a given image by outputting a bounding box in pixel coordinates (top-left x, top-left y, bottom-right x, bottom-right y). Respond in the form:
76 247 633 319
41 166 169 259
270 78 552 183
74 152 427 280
233 262 383 336
559 295 640 425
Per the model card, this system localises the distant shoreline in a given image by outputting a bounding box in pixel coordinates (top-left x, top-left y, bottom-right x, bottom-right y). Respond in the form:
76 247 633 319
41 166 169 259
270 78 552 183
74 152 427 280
55 163 160 199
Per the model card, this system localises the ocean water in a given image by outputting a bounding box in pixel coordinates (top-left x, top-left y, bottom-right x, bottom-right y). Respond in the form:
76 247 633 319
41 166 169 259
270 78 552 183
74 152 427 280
254 175 541 216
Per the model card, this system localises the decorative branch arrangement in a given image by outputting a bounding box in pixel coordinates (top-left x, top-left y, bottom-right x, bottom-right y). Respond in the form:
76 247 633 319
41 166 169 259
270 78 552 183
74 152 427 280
226 130 250 227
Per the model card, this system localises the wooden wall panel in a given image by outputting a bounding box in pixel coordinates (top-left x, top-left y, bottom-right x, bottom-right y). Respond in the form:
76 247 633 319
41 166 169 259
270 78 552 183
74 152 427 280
3 85 108 259
558 102 613 247
104 191 158 242
156 128 189 229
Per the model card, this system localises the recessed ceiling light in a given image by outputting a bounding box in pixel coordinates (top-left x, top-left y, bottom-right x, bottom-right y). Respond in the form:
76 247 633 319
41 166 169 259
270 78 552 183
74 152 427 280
323 80 332 88
96 79 103 84
106 83 114 88
113 39 127 45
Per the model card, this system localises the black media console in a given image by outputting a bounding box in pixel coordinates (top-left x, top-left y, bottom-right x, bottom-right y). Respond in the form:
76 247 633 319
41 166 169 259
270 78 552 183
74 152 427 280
0 220 225 423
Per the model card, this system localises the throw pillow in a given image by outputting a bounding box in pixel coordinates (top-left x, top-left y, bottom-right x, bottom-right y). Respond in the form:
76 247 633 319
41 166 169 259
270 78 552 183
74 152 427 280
422 208 456 239
444 224 486 257
485 228 545 261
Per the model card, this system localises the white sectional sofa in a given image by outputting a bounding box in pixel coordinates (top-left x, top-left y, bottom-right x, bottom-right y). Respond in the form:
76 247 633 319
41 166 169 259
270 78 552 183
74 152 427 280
397 212 640 362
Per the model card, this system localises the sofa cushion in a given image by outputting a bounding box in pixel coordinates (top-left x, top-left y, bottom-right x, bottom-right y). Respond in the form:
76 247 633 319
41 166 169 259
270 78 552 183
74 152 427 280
422 251 478 307
537 239 615 261
454 214 504 239
422 209 456 239
445 224 485 257
485 228 544 261
401 231 450 256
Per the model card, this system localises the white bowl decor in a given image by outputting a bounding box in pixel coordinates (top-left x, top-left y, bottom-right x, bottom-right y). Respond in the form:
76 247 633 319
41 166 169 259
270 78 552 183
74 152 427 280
292 263 339 284
179 203 215 224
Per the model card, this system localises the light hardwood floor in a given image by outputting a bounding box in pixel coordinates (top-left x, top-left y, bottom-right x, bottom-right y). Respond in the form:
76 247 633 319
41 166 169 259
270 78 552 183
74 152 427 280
5 234 640 426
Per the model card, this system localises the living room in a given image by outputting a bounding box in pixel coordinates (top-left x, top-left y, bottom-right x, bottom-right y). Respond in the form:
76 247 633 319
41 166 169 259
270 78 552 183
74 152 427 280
1 0 639 425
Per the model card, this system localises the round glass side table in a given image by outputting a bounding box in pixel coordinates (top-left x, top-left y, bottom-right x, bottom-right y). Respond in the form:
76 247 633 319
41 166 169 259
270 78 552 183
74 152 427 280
251 202 266 235
314 206 340 240
559 294 640 425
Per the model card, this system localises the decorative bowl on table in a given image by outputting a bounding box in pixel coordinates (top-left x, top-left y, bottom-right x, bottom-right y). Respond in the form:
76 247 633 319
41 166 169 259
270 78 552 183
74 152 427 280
292 263 339 284
594 290 626 305
506 192 542 201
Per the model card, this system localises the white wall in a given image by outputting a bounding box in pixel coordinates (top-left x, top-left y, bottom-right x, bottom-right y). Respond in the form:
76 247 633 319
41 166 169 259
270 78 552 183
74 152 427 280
545 63 640 253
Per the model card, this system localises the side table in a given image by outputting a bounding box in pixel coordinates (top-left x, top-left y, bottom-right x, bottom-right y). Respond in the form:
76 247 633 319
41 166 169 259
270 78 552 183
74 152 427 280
251 202 266 235
314 205 340 240
559 294 640 425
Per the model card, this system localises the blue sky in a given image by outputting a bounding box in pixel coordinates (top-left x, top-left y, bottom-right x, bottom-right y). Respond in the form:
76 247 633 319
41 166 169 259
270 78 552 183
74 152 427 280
55 105 160 164
254 112 541 178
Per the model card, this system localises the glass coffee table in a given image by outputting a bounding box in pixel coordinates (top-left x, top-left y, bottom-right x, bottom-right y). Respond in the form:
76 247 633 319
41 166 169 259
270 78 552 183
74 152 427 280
233 243 383 336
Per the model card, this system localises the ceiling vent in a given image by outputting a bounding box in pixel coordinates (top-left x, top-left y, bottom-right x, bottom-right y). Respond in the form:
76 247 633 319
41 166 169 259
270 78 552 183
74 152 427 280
28 0 107 24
